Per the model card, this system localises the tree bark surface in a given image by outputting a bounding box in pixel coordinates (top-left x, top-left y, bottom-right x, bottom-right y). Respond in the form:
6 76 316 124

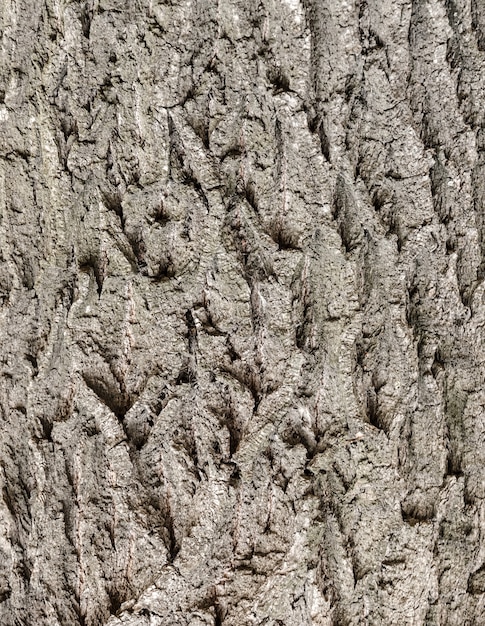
1 0 485 624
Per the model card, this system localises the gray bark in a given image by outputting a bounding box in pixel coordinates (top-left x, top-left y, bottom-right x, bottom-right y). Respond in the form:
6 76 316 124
1 0 485 624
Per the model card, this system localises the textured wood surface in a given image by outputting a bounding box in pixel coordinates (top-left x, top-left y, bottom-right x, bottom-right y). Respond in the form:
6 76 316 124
1 0 485 624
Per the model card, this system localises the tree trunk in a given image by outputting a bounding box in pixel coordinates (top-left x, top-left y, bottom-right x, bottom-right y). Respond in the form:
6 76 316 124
1 0 485 624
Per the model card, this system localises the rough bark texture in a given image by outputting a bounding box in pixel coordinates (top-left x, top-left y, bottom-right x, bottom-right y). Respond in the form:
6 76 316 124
1 0 485 624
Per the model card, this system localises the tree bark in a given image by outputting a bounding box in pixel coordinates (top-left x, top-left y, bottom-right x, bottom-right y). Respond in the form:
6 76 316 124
1 0 485 624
